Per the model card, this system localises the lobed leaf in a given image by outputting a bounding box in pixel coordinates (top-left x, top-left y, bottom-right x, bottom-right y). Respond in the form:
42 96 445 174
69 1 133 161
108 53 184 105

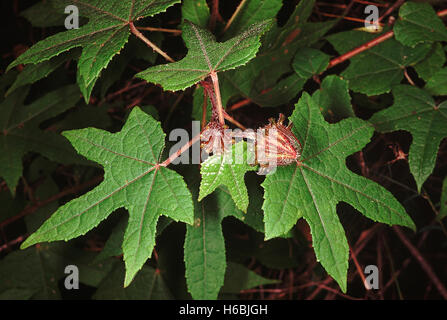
262 93 415 291
394 2 447 47
0 85 86 193
8 0 181 101
21 107 194 287
327 30 431 96
199 142 257 212
136 19 273 91
369 85 447 192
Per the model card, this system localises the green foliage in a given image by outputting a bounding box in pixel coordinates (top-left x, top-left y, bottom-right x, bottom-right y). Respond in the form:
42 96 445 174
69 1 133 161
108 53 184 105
0 85 87 192
93 262 173 299
222 0 283 40
312 75 354 121
2 0 446 300
327 30 431 96
7 0 181 101
219 0 334 107
394 2 447 47
369 85 447 192
184 169 264 299
425 67 447 95
136 19 272 91
262 93 415 291
199 142 257 212
414 43 446 81
21 107 194 287
181 0 210 28
440 177 447 220
220 262 279 294
292 48 330 79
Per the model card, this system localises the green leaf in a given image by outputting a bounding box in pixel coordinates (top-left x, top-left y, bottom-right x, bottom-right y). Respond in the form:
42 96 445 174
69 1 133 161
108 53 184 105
254 238 302 269
183 169 264 300
20 1 67 27
219 0 335 107
0 190 25 222
248 73 306 107
94 217 127 263
425 67 447 96
99 36 162 98
8 0 181 100
93 262 172 299
181 0 210 28
20 107 194 287
55 104 112 131
220 262 279 294
414 43 446 81
327 30 431 96
369 85 447 192
136 19 273 91
223 0 283 40
440 176 447 220
0 243 73 299
184 186 244 300
394 2 447 47
199 142 257 212
0 85 85 193
292 48 330 79
6 51 76 96
262 93 415 292
192 86 211 121
312 75 354 121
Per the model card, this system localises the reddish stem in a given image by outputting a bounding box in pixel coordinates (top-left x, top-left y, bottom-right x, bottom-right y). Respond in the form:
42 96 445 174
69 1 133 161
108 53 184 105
161 133 202 167
393 226 447 299
377 0 405 23
228 98 251 111
0 176 103 228
327 30 394 70
327 8 447 71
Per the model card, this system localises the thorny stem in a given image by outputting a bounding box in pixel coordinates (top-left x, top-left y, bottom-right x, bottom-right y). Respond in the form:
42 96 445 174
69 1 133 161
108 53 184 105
129 22 174 63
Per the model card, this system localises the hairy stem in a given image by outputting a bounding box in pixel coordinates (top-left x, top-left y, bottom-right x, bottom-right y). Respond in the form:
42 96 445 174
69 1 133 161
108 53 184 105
136 26 181 35
327 8 447 71
129 22 174 63
210 71 225 126
161 133 202 167
223 0 248 33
